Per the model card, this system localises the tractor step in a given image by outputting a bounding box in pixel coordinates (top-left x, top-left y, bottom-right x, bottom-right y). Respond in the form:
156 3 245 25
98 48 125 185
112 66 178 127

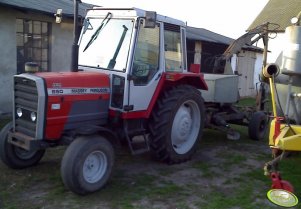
127 128 146 136
123 120 149 155
126 134 150 155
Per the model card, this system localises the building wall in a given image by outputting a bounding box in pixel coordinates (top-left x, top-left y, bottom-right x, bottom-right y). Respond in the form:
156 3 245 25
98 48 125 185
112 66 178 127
191 40 262 97
193 42 202 65
0 7 17 114
51 22 73 72
0 7 74 114
254 52 264 88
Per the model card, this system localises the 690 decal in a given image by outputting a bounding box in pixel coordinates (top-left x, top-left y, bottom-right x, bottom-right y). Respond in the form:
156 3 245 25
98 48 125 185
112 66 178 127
47 87 110 96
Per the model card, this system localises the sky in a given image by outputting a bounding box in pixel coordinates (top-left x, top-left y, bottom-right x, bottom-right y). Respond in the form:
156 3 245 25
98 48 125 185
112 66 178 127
82 0 269 39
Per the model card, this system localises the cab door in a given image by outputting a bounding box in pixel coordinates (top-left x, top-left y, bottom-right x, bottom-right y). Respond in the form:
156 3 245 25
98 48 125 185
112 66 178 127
127 20 163 112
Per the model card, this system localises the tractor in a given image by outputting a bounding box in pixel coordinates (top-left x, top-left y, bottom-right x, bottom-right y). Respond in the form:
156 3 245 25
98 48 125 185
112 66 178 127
0 7 208 195
0 6 269 195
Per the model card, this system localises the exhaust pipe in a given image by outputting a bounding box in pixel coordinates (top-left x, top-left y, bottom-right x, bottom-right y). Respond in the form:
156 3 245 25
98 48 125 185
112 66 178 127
71 0 80 72
260 63 280 82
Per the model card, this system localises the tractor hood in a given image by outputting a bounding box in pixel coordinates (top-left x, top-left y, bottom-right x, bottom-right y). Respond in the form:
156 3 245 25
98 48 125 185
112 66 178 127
34 71 110 95
31 71 110 139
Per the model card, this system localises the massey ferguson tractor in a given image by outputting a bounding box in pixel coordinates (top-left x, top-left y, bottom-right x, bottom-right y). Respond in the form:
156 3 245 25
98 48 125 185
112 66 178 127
0 5 271 195
0 7 208 194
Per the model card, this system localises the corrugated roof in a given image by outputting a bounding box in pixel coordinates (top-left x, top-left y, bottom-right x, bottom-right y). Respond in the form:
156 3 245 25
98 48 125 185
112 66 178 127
248 0 301 31
187 26 262 52
0 0 93 18
187 26 233 45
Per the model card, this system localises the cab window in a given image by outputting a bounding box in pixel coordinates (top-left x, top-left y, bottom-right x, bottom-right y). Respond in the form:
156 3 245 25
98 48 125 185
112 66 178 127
132 21 160 85
164 23 182 72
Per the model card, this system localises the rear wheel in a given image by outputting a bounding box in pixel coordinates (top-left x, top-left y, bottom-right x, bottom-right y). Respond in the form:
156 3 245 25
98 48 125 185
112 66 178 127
0 122 45 169
61 135 114 195
248 111 268 140
149 85 205 164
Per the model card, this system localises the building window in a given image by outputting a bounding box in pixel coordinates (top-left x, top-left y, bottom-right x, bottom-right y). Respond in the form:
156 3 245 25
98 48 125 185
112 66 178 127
16 19 50 73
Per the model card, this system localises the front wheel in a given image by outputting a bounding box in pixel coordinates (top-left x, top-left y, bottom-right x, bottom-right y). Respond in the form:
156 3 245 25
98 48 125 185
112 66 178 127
0 122 45 169
61 135 114 195
149 85 205 164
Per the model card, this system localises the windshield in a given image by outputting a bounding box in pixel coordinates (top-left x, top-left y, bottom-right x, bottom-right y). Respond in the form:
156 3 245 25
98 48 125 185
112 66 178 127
78 17 134 71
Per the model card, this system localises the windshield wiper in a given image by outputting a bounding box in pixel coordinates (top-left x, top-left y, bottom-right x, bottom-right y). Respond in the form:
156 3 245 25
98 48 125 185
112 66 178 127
83 12 112 52
107 25 129 69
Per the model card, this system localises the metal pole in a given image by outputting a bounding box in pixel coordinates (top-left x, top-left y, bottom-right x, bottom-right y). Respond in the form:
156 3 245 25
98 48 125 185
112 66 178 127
258 23 270 111
71 0 80 72
262 23 269 68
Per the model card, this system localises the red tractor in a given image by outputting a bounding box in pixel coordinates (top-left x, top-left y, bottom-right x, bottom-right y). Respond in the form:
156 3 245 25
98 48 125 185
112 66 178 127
0 7 208 194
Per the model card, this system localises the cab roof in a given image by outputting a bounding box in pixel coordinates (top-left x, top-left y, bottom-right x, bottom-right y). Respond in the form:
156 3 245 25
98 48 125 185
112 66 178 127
87 7 186 27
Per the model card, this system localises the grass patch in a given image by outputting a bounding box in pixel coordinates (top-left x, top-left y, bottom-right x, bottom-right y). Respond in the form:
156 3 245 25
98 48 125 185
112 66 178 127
92 173 184 209
0 97 299 209
214 151 248 171
196 179 276 209
192 161 219 178
201 128 230 145
237 97 256 106
278 153 301 197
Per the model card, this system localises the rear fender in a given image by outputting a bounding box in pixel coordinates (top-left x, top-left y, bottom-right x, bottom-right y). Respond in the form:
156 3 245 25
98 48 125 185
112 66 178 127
165 72 208 90
120 72 208 119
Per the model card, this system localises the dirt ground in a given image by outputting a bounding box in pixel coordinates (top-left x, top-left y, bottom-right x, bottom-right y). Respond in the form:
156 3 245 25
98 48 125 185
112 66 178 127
0 127 299 209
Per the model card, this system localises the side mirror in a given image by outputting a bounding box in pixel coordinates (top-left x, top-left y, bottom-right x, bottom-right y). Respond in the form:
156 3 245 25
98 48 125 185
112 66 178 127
82 18 92 34
144 11 156 28
54 9 63 24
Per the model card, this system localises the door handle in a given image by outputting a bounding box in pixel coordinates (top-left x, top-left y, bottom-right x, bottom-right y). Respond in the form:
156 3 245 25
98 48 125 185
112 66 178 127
155 73 162 81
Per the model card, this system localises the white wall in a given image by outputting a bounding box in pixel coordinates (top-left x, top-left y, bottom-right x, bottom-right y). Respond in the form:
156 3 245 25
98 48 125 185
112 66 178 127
230 54 237 74
254 52 263 87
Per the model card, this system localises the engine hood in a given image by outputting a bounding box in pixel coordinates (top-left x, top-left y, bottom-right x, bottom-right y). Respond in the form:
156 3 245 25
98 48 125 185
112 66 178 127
34 71 110 95
31 71 111 139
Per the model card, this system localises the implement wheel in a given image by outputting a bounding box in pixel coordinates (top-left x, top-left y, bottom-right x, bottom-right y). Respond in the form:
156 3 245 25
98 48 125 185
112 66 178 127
248 111 268 140
61 135 114 195
149 85 205 164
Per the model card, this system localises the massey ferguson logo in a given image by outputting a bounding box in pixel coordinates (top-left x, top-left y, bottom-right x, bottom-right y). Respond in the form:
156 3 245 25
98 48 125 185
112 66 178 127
47 87 110 96
52 83 62 88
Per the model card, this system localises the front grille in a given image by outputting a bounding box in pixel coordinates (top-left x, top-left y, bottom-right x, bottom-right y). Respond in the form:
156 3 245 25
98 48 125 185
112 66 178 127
14 77 38 138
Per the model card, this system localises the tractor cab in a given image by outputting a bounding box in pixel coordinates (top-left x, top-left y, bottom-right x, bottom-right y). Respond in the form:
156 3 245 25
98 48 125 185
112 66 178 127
77 8 205 117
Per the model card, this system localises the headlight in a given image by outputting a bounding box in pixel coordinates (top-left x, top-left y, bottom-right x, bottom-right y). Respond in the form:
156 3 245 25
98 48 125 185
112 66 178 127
30 112 37 122
16 108 23 117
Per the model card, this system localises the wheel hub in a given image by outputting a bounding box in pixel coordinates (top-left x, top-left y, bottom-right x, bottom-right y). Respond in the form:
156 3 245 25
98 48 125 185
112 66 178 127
83 151 107 184
178 112 192 139
171 100 201 154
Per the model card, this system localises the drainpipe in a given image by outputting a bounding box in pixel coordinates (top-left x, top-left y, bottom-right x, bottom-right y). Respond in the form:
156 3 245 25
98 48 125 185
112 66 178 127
71 0 80 72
